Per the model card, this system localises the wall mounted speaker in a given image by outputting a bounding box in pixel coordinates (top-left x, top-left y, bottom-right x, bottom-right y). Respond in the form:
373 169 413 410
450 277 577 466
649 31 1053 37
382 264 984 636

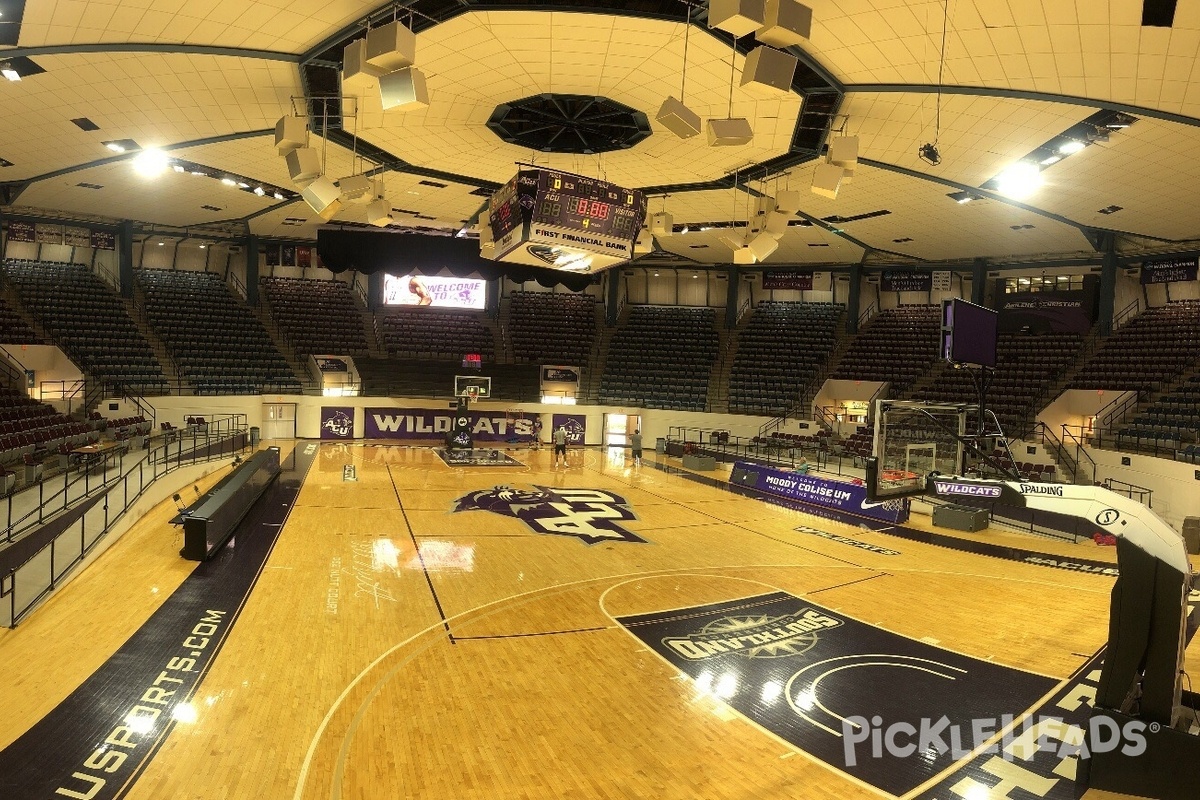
709 0 767 37
379 66 429 112
655 96 702 139
274 116 307 155
285 147 322 186
365 20 416 72
758 0 813 47
302 177 343 220
810 163 844 199
707 117 754 146
740 46 798 98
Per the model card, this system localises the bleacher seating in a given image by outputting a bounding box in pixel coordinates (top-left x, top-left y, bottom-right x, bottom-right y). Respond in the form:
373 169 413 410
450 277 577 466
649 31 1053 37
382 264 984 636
378 309 494 361
0 296 41 345
138 269 300 395
0 387 96 464
1116 374 1200 453
261 276 368 356
4 260 168 393
913 331 1084 436
599 306 718 412
508 291 597 367
729 302 843 416
1071 301 1200 392
832 306 941 392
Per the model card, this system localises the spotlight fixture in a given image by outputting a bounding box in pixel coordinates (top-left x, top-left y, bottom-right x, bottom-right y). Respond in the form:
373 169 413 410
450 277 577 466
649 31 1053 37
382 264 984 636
253 186 266 196
171 164 186 173
105 142 126 153
1 63 20 82
1058 140 1086 155
994 161 1042 200
273 191 285 200
132 149 170 178
220 177 237 186
918 142 941 166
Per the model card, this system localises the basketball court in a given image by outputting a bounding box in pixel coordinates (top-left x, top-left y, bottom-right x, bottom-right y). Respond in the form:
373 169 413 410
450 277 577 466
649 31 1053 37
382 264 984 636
2 437 1195 800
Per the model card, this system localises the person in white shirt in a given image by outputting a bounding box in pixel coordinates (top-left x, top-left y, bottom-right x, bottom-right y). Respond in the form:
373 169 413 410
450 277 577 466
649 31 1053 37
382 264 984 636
554 425 568 467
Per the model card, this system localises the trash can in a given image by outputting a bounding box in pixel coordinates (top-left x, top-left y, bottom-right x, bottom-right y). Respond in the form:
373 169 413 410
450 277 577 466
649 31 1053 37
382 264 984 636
249 426 260 447
656 438 666 454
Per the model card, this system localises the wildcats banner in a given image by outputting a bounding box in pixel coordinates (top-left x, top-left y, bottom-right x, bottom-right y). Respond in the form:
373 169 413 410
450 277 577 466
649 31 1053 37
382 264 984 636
881 270 932 293
320 407 354 439
731 461 910 524
552 414 586 445
7 220 35 242
998 289 1097 334
1141 257 1198 285
90 230 116 250
364 407 534 442
762 270 814 291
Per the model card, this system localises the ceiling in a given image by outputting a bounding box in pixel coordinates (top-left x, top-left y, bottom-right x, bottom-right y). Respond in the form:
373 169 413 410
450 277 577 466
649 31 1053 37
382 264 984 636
2 0 1200 268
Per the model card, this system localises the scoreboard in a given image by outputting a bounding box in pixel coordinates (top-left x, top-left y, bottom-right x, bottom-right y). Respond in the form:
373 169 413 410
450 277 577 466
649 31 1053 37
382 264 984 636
487 168 646 272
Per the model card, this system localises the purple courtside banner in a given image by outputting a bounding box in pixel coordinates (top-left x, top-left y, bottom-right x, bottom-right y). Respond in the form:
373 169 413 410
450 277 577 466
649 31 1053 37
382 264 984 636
320 407 354 439
552 414 587 445
730 461 910 524
364 407 534 442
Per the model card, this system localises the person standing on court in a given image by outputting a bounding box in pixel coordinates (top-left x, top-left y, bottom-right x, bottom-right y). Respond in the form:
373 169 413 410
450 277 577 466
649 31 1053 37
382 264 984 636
630 429 643 465
532 416 543 450
554 424 568 467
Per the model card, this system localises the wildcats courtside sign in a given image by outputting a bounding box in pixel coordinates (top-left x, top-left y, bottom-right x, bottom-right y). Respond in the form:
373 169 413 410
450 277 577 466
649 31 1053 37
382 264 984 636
617 591 1056 797
365 407 534 442
731 461 910 524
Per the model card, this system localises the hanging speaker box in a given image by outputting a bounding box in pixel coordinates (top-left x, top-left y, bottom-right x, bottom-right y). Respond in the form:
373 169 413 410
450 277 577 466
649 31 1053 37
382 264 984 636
338 174 374 202
366 198 393 227
747 233 779 261
707 118 754 146
740 46 798 98
302 177 343 220
774 190 802 213
365 20 416 72
811 163 844 199
285 147 322 186
709 0 767 37
827 135 859 167
379 66 429 112
342 39 383 92
274 116 307 155
732 245 757 264
655 96 702 139
764 210 792 235
650 212 674 237
757 0 813 48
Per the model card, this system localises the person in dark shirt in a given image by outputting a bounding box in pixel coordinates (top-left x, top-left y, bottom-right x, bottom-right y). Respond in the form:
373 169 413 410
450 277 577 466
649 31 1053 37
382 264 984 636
630 429 643 465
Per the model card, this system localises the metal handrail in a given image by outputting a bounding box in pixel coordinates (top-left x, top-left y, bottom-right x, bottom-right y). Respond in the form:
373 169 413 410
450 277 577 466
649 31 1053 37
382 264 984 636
1058 425 1097 484
228 270 247 300
1102 477 1153 508
1113 298 1141 329
858 302 877 328
1 426 250 627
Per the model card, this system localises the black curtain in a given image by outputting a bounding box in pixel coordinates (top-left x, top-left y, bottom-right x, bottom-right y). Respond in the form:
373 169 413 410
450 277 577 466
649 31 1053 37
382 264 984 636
316 229 593 291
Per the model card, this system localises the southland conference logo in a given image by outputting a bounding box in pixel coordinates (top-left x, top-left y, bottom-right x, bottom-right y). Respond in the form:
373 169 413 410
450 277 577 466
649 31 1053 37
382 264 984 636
664 609 844 660
453 485 644 545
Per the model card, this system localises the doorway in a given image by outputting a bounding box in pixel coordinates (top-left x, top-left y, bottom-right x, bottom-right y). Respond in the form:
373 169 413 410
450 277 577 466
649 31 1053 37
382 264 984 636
604 413 641 447
261 403 297 440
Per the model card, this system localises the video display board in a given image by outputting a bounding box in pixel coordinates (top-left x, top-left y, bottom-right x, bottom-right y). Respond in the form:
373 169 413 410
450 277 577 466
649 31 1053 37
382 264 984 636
383 274 487 309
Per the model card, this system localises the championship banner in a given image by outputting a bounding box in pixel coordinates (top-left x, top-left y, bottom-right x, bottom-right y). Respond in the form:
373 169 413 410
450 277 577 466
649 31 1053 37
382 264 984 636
319 407 354 439
880 270 932 293
35 223 63 244
281 245 296 267
762 270 814 291
296 246 312 268
551 414 586 445
1141 257 1198 285
7 221 35 242
364 407 534 442
265 246 280 267
63 227 90 247
998 289 1097 334
730 461 910 524
90 230 115 250
931 270 952 291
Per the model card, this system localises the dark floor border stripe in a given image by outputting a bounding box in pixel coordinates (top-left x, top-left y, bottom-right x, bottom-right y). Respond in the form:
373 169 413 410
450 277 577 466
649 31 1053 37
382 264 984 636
0 444 318 800
645 460 1121 577
453 625 612 641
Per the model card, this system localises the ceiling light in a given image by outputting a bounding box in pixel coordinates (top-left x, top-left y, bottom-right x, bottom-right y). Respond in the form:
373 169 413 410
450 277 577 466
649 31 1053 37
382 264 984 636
199 245 206 249
653 272 660 277
132 149 170 178
273 192 285 200
191 170 206 176
157 242 165 246
253 186 266 196
1 64 20 82
1058 140 1086 155
105 142 127 153
994 161 1042 200
172 164 186 173
236 182 249 188
221 178 237 186
1039 155 1061 166
681 225 690 234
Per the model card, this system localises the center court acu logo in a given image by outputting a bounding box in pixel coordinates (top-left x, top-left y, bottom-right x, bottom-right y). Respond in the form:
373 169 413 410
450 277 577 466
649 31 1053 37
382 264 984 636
453 485 645 545
663 609 844 660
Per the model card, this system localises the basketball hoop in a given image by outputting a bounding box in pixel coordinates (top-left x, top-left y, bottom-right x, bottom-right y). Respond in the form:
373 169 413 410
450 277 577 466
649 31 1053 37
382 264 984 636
464 386 480 404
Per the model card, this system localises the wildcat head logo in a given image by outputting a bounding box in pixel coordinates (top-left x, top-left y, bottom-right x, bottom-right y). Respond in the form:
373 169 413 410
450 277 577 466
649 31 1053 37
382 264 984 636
453 485 644 545
559 417 585 445
321 410 353 438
